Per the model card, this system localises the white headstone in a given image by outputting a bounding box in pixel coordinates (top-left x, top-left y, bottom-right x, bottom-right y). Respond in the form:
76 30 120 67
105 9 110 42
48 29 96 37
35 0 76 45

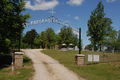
75 46 78 50
92 47 94 51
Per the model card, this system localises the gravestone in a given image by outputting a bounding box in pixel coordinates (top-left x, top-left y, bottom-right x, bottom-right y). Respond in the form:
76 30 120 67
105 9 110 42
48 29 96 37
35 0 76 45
45 44 47 49
92 47 94 51
68 43 74 51
61 43 67 52
75 46 78 50
40 46 42 49
50 46 54 49
106 46 112 52
55 45 59 49
85 46 89 51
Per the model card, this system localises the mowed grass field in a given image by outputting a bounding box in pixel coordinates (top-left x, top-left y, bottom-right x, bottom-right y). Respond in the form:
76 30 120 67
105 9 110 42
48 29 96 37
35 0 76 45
0 53 34 80
41 49 120 80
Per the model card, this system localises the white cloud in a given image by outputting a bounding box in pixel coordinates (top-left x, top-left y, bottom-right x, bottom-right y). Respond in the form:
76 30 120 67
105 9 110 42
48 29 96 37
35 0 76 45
25 0 59 11
66 0 84 6
73 30 79 36
67 15 70 17
74 16 79 20
107 0 116 2
57 29 61 33
65 20 69 23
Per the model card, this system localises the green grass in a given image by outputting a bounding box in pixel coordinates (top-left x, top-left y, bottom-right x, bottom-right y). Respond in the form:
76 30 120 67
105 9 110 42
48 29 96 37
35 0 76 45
41 49 120 80
0 53 34 80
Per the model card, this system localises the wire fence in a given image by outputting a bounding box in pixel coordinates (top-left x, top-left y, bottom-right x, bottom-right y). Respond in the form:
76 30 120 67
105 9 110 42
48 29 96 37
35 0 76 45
84 51 120 65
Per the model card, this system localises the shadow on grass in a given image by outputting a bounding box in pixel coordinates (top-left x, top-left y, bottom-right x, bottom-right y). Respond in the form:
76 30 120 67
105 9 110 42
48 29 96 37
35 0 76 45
0 53 12 70
23 56 32 66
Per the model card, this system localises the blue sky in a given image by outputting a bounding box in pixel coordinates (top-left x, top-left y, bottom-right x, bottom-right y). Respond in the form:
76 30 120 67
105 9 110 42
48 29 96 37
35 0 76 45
22 0 120 49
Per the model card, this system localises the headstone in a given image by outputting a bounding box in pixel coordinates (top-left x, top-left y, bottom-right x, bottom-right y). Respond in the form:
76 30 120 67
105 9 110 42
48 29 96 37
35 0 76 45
50 46 54 49
45 44 47 49
92 47 94 51
68 43 74 51
75 46 78 50
61 43 67 52
40 46 42 49
85 46 89 51
55 45 59 49
106 46 112 52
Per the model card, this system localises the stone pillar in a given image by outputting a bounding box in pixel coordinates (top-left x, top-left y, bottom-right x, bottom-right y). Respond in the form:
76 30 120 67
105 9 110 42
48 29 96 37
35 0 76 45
14 52 24 68
75 54 85 66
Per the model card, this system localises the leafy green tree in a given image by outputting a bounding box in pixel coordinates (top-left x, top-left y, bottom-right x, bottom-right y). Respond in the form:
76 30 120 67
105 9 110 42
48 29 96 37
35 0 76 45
23 29 37 48
39 31 48 48
0 0 31 52
45 28 56 48
87 1 113 51
58 26 80 48
117 30 120 50
34 34 41 48
105 30 118 49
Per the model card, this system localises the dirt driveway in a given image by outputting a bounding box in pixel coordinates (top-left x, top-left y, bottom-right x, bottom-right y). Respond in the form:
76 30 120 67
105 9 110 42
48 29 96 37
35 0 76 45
22 49 84 80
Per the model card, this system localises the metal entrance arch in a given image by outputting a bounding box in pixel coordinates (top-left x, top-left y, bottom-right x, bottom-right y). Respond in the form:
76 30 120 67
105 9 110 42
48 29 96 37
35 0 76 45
19 11 81 54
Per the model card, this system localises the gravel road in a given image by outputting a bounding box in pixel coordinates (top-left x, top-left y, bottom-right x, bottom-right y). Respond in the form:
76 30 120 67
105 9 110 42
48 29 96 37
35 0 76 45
22 49 85 80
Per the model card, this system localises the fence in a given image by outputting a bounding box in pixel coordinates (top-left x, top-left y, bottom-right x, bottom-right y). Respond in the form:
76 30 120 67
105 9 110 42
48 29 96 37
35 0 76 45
84 51 120 65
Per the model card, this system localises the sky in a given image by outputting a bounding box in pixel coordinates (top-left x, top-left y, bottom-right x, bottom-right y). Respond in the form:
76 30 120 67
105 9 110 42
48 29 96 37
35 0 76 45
22 0 120 49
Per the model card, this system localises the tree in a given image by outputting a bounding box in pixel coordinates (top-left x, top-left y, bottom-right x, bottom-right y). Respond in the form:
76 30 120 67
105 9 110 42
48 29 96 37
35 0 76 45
58 26 79 48
116 30 120 50
0 0 31 52
87 1 113 51
23 29 37 48
34 34 41 47
45 28 56 48
105 30 118 49
39 31 48 48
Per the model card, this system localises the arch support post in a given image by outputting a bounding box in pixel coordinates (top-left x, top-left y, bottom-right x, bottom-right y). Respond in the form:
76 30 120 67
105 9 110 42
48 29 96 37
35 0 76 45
19 22 22 52
79 28 81 54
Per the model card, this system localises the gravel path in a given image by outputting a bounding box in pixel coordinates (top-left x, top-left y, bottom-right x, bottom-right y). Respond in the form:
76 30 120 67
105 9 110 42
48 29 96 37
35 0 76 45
22 49 85 80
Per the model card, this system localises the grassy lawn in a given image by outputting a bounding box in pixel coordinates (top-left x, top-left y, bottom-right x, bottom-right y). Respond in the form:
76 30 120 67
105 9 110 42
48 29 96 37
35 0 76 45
0 53 34 80
41 49 120 80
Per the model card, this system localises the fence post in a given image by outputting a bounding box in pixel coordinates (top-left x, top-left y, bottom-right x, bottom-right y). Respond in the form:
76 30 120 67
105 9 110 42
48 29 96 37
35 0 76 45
12 47 15 72
103 51 104 63
84 52 85 65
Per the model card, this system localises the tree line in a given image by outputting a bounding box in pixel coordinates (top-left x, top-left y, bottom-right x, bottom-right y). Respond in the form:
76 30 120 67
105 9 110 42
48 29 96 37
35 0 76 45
22 26 83 49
